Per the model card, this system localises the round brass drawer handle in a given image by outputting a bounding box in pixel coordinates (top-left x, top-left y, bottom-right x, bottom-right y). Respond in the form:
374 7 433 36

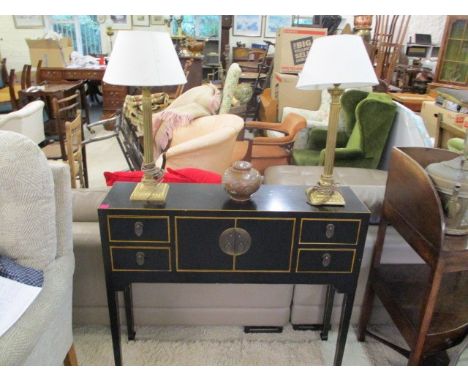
135 251 145 266
219 227 251 256
322 253 332 268
134 221 144 237
325 223 335 239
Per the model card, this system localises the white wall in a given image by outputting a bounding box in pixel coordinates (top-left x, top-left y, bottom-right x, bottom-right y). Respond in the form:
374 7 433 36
0 16 45 71
0 15 448 72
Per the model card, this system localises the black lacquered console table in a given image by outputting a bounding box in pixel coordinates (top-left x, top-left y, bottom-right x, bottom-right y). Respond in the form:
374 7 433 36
98 183 370 365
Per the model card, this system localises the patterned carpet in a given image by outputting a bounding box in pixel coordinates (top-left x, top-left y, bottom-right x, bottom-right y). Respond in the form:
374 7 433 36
73 325 415 366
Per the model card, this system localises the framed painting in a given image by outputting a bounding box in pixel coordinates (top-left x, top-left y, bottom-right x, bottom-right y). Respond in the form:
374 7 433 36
109 15 132 30
233 15 263 37
13 16 44 29
264 15 292 38
150 15 166 25
132 15 149 27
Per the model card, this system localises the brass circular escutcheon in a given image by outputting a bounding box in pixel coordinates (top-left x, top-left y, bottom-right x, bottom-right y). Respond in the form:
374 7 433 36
218 227 252 256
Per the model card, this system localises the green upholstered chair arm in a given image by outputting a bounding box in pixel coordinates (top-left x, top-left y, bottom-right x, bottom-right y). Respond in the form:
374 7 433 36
319 147 364 164
308 127 348 150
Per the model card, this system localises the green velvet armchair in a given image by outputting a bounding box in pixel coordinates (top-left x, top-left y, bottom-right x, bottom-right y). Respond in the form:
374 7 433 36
291 90 397 169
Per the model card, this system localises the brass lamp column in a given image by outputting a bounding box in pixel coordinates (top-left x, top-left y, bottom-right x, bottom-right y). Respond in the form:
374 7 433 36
130 87 168 202
307 84 345 205
103 31 186 203
296 35 378 206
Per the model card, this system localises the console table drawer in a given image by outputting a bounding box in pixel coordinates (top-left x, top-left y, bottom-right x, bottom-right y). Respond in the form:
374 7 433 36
175 217 295 272
110 246 171 271
108 216 170 243
296 249 356 273
299 218 361 245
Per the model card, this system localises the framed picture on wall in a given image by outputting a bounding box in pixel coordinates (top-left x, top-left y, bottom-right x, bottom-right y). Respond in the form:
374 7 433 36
150 16 166 25
233 15 263 37
264 15 292 38
13 16 44 29
132 15 150 27
109 15 132 30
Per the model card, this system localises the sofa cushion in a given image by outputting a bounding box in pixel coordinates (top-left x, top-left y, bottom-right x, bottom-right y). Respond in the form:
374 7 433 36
263 165 387 223
104 167 222 187
0 131 56 270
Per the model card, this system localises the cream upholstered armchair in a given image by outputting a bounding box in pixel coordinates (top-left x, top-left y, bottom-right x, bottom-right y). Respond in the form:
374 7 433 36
0 131 75 365
156 114 244 175
0 100 46 145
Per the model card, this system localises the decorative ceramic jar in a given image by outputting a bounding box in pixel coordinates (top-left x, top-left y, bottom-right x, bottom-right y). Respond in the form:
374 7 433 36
223 161 262 202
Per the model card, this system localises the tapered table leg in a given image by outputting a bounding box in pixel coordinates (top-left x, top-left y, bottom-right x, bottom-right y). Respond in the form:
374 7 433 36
124 284 136 340
320 285 336 340
334 292 356 366
106 288 122 365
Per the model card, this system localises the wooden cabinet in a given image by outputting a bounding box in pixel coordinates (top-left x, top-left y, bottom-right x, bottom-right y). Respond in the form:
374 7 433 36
434 16 468 87
98 183 370 365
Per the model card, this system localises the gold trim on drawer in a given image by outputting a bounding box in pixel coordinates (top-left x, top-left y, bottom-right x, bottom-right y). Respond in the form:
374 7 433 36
298 218 362 245
174 216 296 273
107 215 170 243
296 248 356 273
110 245 171 272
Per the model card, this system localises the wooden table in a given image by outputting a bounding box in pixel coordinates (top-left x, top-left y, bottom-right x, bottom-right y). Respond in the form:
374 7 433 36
98 183 370 365
387 92 435 112
37 66 124 120
20 80 87 125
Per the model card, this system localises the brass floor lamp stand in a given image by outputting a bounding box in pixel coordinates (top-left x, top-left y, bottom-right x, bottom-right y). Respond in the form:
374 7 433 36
130 87 169 203
306 84 345 206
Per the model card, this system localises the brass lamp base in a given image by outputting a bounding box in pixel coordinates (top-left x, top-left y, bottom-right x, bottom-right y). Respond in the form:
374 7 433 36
306 185 345 206
130 180 169 203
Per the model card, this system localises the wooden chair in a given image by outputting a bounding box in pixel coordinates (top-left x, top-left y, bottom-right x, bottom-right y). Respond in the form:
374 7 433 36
64 109 85 188
1 66 22 113
357 147 468 365
42 91 89 187
232 112 307 174
21 64 32 90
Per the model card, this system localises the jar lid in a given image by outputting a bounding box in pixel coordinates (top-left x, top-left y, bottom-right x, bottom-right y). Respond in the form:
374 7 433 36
426 156 468 197
232 161 252 171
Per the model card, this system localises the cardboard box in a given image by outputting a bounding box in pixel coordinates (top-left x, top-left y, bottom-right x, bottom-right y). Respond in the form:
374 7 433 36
421 101 467 138
273 27 327 74
273 72 322 120
26 37 73 67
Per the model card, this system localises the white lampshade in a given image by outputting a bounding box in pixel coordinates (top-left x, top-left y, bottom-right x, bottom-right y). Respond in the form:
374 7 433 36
103 30 187 87
297 34 378 90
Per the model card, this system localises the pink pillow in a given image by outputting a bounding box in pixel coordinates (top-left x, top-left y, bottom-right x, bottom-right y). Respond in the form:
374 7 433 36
104 168 222 186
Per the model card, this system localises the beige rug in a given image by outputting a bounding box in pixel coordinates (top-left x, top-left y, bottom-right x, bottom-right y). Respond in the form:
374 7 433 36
73 325 412 366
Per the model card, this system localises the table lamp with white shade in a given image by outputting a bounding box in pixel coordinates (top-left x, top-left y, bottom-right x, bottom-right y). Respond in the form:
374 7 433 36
103 30 186 202
297 34 378 206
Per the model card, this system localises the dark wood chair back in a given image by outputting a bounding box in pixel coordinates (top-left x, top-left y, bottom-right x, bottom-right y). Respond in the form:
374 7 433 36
1 58 7 87
21 64 32 90
384 147 457 265
7 69 20 111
